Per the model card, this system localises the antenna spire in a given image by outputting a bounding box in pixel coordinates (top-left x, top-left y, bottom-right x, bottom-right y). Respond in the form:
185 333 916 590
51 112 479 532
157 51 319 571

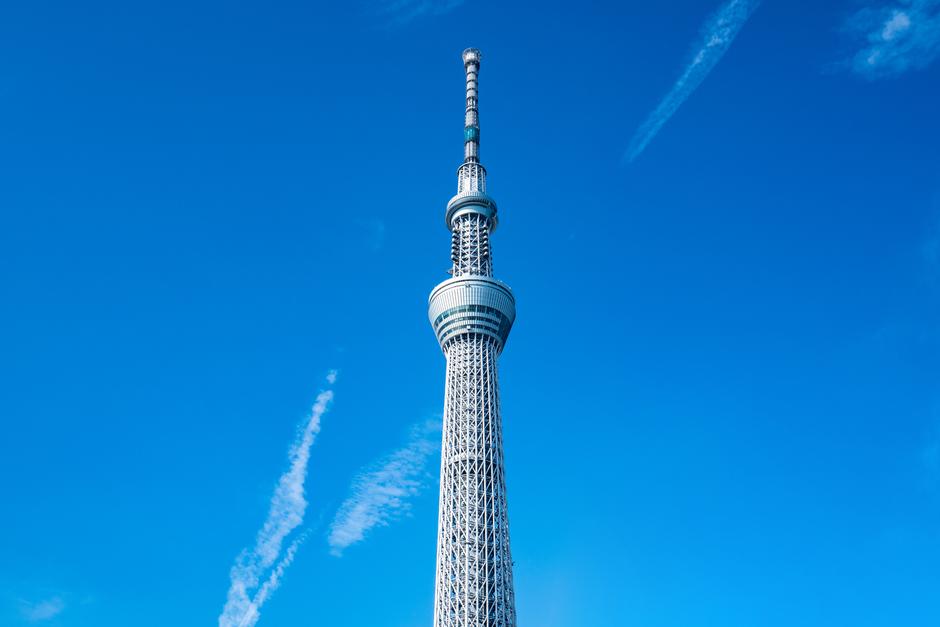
462 47 482 164
454 48 489 198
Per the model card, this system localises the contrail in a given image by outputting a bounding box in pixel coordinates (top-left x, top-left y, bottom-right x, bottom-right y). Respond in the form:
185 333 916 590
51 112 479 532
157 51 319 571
234 535 305 627
371 0 467 26
219 371 337 627
625 0 762 163
328 419 440 556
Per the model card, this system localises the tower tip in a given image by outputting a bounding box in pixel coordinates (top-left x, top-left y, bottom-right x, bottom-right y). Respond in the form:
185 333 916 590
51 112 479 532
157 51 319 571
462 48 482 66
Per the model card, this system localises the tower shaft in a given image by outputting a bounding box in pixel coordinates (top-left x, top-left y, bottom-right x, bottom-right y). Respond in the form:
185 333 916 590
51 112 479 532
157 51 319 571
429 49 517 627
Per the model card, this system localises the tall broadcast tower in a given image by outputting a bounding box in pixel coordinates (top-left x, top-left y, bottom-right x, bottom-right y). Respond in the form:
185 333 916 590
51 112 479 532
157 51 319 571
428 48 517 626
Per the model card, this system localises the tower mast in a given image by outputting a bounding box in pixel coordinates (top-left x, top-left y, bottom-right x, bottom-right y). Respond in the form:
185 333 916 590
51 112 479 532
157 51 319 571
429 48 518 627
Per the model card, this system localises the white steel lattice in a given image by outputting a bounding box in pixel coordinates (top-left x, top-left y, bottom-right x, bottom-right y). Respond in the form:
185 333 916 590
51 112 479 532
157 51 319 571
458 162 486 195
433 336 516 627
451 214 493 278
429 48 517 627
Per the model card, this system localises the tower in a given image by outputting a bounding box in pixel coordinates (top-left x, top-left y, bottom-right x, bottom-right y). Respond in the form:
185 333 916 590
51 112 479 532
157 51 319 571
428 48 517 627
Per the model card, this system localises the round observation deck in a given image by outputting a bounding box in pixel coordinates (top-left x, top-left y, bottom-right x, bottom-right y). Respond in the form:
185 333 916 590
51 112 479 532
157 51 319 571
428 276 515 352
445 191 497 232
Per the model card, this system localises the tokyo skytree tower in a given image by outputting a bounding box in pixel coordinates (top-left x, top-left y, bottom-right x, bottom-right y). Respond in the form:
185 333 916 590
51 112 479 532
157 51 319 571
428 48 517 627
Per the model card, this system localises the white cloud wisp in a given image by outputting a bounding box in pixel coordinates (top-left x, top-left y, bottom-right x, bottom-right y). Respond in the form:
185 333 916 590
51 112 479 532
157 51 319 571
624 0 762 163
218 371 337 627
844 0 940 78
369 0 466 26
328 419 440 556
20 597 65 623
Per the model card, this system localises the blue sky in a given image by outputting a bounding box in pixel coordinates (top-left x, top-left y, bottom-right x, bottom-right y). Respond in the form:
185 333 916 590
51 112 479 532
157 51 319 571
2 0 940 625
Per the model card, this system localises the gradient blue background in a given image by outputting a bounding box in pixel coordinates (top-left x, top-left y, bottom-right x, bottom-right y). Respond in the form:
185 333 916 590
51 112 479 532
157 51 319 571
2 1 939 625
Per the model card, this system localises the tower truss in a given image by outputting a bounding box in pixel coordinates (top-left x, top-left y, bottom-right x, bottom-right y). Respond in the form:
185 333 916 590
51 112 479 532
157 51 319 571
429 48 517 627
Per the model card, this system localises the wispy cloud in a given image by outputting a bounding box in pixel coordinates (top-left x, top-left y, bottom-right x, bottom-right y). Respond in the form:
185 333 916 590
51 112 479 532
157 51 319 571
328 419 440 556
219 371 337 627
225 535 307 627
624 0 762 163
842 0 940 78
19 597 65 623
368 0 466 26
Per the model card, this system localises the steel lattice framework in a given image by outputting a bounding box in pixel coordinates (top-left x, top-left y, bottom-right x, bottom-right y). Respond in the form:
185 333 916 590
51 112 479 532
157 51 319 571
428 48 517 627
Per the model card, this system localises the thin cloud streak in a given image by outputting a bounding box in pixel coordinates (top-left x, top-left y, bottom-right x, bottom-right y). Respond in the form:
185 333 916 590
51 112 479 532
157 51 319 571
368 0 466 26
234 535 306 627
328 419 440 556
624 0 762 163
219 371 337 627
20 597 65 622
843 0 940 78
